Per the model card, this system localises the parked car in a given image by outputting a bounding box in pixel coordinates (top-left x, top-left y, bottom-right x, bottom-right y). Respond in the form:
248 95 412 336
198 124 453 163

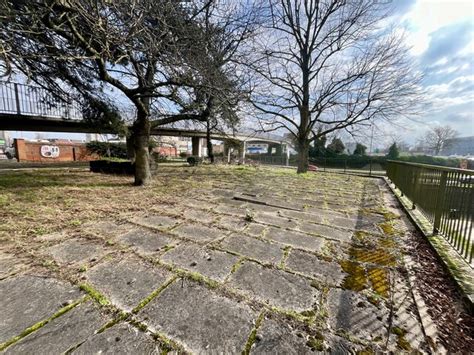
4 146 16 159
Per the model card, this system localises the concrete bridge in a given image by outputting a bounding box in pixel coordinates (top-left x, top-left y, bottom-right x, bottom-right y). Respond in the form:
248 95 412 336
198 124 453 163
0 81 290 162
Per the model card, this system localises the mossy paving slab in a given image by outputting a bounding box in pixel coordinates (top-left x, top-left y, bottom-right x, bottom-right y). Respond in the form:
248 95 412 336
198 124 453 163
220 234 283 265
133 215 181 230
85 257 172 312
228 261 318 312
115 228 176 256
285 249 345 286
264 226 324 252
0 275 82 343
251 318 316 354
171 223 225 243
160 243 238 282
72 322 161 354
137 280 257 353
44 239 104 265
326 288 389 342
4 301 108 354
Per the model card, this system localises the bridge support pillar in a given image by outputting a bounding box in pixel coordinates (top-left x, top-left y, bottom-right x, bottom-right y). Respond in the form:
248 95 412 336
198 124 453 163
191 137 202 157
238 141 246 164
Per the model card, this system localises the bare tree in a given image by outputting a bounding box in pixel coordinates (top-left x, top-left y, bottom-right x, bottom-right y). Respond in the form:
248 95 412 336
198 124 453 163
423 125 458 155
0 0 216 185
182 1 263 163
250 0 422 173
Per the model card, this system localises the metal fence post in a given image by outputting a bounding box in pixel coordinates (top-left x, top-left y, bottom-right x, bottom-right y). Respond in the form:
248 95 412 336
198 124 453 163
324 157 326 172
433 171 448 234
14 83 21 114
344 159 347 173
369 157 372 176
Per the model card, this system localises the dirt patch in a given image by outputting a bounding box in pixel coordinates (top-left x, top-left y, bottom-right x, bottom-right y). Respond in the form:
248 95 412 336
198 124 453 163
406 230 474 352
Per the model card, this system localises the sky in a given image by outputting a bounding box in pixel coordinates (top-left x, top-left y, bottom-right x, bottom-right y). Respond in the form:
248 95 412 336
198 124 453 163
3 0 474 149
385 0 474 145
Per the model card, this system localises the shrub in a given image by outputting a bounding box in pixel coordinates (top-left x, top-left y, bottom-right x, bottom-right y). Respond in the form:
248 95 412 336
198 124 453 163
86 141 128 159
187 156 202 166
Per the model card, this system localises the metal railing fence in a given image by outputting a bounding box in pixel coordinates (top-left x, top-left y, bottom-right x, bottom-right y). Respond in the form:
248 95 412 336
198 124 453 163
0 81 82 120
387 160 473 264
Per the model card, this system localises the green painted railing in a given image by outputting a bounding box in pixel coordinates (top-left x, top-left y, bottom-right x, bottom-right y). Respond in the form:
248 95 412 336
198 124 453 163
387 160 473 264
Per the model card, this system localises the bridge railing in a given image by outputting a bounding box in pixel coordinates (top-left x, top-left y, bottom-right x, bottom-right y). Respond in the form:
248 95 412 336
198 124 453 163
387 160 473 264
0 81 82 120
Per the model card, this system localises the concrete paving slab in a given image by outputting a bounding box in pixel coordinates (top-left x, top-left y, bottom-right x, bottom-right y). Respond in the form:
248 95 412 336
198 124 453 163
219 234 283 265
45 239 104 265
172 223 225 243
255 212 299 229
264 226 324 252
86 221 134 238
0 275 82 343
0 252 28 279
160 243 238 282
277 209 325 224
183 208 216 224
244 223 267 237
4 301 108 354
251 318 314 354
285 249 345 286
228 261 318 312
327 288 388 341
217 215 249 231
133 215 181 230
116 228 176 255
213 203 247 216
138 280 257 353
86 257 171 312
72 322 161 354
297 222 353 242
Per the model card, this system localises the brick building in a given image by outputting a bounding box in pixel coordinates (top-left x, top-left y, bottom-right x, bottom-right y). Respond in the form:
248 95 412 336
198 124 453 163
14 138 97 162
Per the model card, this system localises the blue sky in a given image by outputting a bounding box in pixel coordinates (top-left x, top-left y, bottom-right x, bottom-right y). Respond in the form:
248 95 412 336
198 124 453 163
390 0 474 143
5 0 474 148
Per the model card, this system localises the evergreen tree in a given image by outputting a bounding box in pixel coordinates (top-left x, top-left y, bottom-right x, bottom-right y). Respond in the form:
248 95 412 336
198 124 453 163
327 138 345 155
386 143 400 159
353 143 367 156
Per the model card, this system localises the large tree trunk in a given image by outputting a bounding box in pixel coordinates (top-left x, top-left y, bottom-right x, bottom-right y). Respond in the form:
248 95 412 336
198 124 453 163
132 113 151 186
296 138 310 174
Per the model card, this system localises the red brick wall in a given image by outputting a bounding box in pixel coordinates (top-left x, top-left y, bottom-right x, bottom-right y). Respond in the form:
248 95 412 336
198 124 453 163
153 146 178 157
14 139 97 162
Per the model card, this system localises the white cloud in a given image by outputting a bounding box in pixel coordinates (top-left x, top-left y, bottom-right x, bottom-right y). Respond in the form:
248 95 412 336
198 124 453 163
402 0 474 56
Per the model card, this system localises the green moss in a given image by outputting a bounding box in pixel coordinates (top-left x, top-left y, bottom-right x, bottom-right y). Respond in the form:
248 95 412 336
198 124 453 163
242 311 266 355
0 296 86 351
300 309 316 318
379 222 396 235
339 260 367 292
367 268 389 298
132 276 177 314
391 327 411 350
278 246 291 269
231 259 244 274
79 283 110 306
306 335 324 351
349 248 396 267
